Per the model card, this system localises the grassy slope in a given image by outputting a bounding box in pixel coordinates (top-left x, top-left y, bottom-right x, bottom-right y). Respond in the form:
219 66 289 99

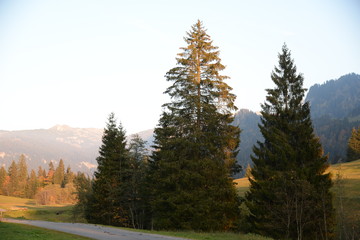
0 222 93 240
0 196 74 222
235 159 360 197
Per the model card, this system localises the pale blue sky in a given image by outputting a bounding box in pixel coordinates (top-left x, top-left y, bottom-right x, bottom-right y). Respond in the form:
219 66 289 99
1 0 359 134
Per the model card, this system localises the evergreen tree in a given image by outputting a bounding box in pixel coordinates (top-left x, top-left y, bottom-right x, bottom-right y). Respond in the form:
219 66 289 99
54 159 65 186
127 134 149 229
150 20 240 231
49 161 55 171
73 172 92 222
246 44 334 239
47 161 55 184
88 113 131 226
8 160 19 196
18 154 28 182
347 126 360 162
25 170 38 198
37 166 45 187
64 166 75 185
18 154 28 197
0 166 7 195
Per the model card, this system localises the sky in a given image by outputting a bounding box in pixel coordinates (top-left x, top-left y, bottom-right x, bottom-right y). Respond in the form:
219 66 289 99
1 0 360 135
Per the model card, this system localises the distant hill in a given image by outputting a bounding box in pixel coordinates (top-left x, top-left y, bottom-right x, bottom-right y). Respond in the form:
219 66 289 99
0 125 103 174
232 109 262 177
306 73 360 119
0 126 158 175
305 73 360 163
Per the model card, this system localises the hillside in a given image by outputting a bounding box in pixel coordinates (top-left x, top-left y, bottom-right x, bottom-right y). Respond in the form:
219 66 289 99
232 109 262 177
235 159 360 197
306 73 360 119
306 73 360 163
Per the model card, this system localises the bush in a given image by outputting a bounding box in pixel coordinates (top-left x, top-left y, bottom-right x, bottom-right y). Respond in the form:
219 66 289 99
35 183 77 205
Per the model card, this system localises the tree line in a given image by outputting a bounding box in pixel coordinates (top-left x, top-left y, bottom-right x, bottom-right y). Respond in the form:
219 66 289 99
76 21 336 240
0 154 87 205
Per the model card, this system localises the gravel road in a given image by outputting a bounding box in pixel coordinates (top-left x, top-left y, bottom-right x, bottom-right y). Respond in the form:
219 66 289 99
3 218 189 240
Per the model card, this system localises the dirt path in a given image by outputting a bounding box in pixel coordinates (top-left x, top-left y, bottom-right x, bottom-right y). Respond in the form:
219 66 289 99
3 218 189 240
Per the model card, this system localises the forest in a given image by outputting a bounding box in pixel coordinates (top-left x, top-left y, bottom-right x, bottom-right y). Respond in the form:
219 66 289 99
0 155 88 206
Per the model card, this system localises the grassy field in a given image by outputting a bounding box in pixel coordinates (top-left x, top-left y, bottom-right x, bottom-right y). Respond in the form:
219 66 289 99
0 195 75 222
234 159 360 197
234 176 250 197
131 230 273 240
0 222 93 240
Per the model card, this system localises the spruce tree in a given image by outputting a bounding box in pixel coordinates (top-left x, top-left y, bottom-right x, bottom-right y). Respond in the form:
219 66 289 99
0 166 7 195
88 113 131 226
127 134 150 229
8 160 19 196
246 44 334 239
18 154 28 197
151 20 240 231
64 166 75 185
54 159 65 186
25 170 38 198
347 126 360 162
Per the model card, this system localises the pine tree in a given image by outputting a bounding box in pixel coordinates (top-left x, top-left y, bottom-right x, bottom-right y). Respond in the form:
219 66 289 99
37 166 45 187
49 161 55 171
8 160 19 196
347 126 360 162
0 166 7 195
54 159 65 186
246 44 334 239
127 134 149 229
88 113 131 226
18 154 28 197
25 170 38 198
150 20 240 231
47 161 55 184
64 166 75 185
73 172 92 222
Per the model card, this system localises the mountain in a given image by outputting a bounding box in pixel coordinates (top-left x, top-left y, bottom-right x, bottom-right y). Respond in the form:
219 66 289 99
0 125 103 174
232 109 262 177
306 73 360 120
306 73 360 163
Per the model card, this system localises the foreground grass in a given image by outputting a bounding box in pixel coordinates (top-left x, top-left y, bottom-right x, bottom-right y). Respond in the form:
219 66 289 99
145 231 272 240
98 224 272 240
0 222 93 240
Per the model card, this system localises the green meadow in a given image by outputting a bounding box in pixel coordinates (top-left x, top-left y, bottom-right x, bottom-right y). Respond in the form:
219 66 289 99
0 195 75 222
0 222 93 240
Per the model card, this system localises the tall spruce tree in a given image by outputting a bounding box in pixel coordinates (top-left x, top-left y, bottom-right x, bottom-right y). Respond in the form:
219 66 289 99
0 166 7 195
347 126 360 162
54 159 65 186
25 170 38 198
8 160 19 196
88 113 131 226
150 20 240 231
127 134 150 229
246 44 334 240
